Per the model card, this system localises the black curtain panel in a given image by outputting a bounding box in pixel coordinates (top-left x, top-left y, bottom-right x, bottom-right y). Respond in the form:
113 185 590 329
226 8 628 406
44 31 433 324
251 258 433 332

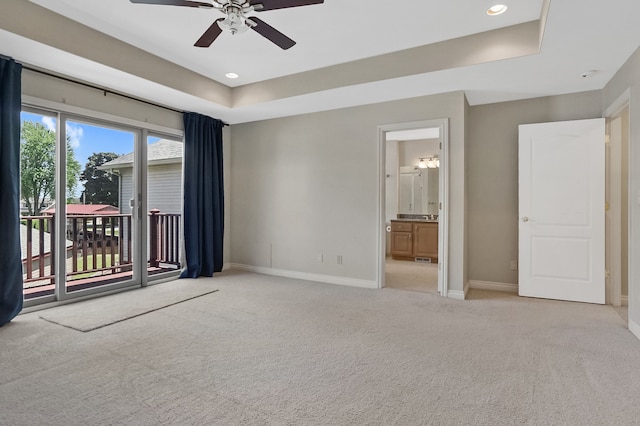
180 112 225 278
0 56 23 326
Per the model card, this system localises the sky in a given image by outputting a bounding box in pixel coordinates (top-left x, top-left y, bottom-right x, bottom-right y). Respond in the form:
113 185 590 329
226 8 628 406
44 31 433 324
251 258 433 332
20 111 161 198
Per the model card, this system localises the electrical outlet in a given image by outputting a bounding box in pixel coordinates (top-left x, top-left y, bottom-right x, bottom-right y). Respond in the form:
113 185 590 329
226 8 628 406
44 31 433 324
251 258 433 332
317 253 323 263
510 260 518 271
337 255 343 265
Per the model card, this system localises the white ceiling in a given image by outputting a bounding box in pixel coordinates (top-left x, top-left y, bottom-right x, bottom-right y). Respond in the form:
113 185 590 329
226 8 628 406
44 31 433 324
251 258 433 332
3 0 640 123
28 0 544 86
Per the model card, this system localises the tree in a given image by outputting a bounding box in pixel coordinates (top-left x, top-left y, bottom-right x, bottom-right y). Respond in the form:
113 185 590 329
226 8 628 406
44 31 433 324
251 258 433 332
20 121 81 215
80 152 120 206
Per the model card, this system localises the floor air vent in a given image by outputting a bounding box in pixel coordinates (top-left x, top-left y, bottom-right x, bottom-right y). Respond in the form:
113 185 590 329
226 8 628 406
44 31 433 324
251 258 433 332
415 257 432 263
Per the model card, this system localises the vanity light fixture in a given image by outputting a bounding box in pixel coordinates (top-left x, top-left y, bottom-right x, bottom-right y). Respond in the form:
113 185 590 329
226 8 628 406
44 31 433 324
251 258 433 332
417 157 439 169
426 157 440 169
487 4 507 16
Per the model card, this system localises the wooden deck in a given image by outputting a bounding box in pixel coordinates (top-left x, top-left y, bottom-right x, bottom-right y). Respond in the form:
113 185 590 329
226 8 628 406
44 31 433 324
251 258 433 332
24 267 178 300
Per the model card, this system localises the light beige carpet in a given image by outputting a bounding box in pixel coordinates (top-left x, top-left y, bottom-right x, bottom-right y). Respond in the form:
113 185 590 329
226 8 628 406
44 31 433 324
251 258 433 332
3 269 640 425
38 280 218 332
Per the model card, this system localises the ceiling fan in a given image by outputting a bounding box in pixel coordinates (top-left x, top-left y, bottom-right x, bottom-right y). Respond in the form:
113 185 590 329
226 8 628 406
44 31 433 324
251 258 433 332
129 0 324 50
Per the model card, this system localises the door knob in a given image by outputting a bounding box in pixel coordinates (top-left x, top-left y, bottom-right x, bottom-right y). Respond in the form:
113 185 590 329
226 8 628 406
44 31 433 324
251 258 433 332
522 216 529 222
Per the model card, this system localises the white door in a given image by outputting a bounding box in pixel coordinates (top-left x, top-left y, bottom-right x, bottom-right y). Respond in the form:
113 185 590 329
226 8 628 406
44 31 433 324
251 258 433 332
518 118 605 304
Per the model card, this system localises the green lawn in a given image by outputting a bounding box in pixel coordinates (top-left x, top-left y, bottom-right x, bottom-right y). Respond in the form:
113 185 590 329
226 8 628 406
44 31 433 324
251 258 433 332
71 254 120 280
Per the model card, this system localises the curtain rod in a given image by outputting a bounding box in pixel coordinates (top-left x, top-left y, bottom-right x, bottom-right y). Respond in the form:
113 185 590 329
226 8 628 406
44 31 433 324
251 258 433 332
22 65 229 126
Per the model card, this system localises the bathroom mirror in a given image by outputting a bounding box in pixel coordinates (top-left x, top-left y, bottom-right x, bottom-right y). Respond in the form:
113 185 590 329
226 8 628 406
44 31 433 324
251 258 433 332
398 166 439 215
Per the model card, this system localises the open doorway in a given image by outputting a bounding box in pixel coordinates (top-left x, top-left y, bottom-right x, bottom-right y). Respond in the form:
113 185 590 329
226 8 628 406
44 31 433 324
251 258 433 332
605 101 630 322
377 119 449 296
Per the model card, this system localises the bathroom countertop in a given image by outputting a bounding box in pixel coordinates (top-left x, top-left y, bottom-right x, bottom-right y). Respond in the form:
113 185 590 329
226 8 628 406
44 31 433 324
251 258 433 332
391 218 439 223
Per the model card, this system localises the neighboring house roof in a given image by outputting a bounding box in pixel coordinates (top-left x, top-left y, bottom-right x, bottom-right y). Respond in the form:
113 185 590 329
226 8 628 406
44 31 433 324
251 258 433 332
20 224 73 260
43 204 119 215
100 139 183 170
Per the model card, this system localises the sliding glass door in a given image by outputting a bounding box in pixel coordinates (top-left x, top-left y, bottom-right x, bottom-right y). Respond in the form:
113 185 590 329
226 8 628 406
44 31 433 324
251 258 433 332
146 134 184 280
63 119 138 295
21 111 141 304
21 106 184 306
20 109 59 300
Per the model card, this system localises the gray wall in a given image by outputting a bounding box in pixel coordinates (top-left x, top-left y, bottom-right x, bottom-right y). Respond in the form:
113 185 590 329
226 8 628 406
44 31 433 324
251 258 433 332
603 45 640 331
230 92 467 291
466 91 603 285
230 88 607 294
22 69 182 131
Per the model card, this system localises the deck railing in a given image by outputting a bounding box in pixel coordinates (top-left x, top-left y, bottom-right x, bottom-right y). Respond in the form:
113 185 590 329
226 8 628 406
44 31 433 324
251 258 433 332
22 211 181 289
22 215 56 285
149 209 181 268
67 213 133 280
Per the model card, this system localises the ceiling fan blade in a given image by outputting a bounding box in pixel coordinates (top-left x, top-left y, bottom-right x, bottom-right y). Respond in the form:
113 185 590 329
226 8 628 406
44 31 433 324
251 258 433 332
248 17 295 50
129 0 214 8
194 18 224 47
250 0 323 12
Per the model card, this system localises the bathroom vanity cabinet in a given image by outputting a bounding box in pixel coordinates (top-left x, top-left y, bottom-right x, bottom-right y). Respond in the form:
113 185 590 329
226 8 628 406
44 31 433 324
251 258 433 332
390 220 438 262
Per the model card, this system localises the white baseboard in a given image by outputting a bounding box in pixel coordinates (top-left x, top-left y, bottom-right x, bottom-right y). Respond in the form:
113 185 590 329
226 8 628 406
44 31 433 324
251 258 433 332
469 280 518 293
230 263 378 289
446 281 469 300
447 291 465 300
630 318 640 341
622 295 629 307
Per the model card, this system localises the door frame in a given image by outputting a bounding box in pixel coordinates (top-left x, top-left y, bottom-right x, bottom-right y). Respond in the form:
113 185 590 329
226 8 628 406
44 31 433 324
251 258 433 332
603 89 631 309
377 118 449 297
21 96 183 308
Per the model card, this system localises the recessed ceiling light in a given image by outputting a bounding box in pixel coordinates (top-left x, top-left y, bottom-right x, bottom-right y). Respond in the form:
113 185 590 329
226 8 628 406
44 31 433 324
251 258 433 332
580 70 597 78
225 72 239 79
487 4 508 16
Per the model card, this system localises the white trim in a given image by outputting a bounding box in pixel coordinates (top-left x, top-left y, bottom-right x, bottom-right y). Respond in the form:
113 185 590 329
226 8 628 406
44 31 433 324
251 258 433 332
447 281 469 300
231 264 378 289
377 119 449 298
438 120 449 298
605 108 628 306
603 88 631 118
447 290 466 300
603 89 634 339
469 280 518 293
22 95 183 138
630 318 640 340
377 126 386 290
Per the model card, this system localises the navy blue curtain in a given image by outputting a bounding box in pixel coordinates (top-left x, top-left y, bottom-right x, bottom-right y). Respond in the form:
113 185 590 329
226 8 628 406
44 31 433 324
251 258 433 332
0 56 23 326
180 112 225 278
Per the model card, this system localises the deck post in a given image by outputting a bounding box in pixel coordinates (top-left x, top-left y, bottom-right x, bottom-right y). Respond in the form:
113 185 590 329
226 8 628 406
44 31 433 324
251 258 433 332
149 209 160 267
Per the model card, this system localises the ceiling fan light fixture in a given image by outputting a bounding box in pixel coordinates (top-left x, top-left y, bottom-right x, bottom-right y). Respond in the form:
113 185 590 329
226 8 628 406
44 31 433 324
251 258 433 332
487 4 508 16
217 11 249 34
